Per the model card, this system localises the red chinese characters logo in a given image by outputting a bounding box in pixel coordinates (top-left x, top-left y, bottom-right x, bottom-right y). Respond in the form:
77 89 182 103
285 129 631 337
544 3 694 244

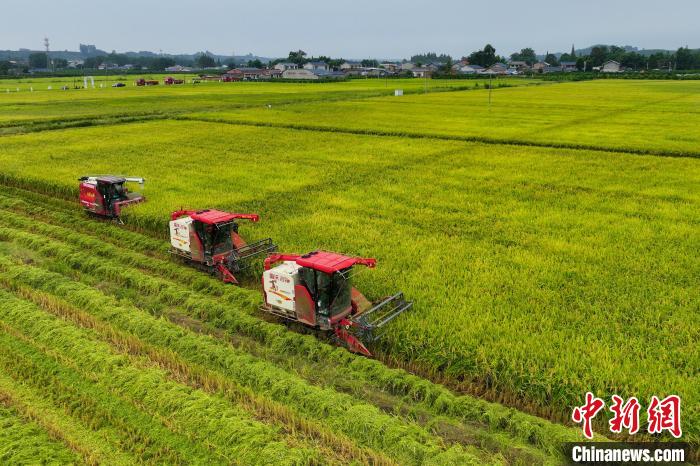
573 393 682 439
647 395 682 438
609 395 641 435
572 392 605 439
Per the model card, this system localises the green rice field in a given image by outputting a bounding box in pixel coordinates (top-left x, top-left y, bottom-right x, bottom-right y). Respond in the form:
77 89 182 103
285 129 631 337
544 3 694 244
0 75 697 463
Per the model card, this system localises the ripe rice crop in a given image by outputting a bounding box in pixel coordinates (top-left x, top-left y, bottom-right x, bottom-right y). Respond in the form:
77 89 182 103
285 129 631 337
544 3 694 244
184 80 700 156
0 185 585 464
0 77 697 459
0 75 534 130
0 401 79 464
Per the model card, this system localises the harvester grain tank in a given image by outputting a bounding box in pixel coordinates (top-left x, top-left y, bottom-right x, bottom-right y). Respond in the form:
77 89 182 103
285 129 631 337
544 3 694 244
169 209 277 284
261 251 413 356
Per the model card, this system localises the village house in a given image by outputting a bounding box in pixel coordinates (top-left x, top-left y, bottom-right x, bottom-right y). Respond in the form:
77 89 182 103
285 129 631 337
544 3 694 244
281 68 344 80
457 64 484 74
340 61 363 71
380 62 400 72
165 65 192 73
560 61 578 72
601 60 622 73
274 62 298 71
508 61 530 72
314 70 345 79
226 67 268 80
303 61 330 72
263 69 283 79
531 61 549 73
411 67 433 78
487 63 509 74
282 69 318 80
543 65 563 73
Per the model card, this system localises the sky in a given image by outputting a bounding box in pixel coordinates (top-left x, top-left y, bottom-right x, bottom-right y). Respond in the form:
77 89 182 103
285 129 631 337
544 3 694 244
2 0 698 59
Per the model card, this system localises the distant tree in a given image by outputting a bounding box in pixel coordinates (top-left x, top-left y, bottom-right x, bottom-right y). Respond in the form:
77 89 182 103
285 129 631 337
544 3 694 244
149 57 176 70
226 60 238 69
84 55 106 69
196 53 216 68
608 45 625 59
53 58 68 69
288 50 308 65
675 47 694 70
576 57 587 71
107 52 129 66
520 47 537 64
647 52 671 70
0 61 10 74
510 47 536 65
544 53 559 66
361 59 379 67
589 46 608 67
620 52 645 70
29 52 48 69
247 59 264 68
467 44 497 67
410 52 451 64
440 57 454 74
328 59 344 69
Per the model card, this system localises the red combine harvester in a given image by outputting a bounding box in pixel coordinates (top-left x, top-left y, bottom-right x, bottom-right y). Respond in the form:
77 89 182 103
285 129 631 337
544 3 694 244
79 175 145 221
164 76 185 85
261 251 412 356
169 209 277 284
135 79 159 86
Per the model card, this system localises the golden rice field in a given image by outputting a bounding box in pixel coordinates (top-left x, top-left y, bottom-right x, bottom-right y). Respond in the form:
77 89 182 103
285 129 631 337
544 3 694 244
0 76 697 462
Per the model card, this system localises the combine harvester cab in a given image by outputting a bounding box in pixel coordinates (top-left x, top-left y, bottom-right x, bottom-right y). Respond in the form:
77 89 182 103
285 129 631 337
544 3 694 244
169 209 277 284
78 175 146 221
261 251 413 356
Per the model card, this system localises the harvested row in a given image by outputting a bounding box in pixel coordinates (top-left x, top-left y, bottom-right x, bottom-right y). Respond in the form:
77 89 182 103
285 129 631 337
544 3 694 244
0 328 221 465
0 370 141 465
0 246 491 466
0 288 326 465
0 261 395 465
0 194 559 464
0 184 588 457
0 398 80 465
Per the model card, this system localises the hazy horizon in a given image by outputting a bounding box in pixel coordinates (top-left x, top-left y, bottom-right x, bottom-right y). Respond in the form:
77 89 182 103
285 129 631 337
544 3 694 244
2 0 698 59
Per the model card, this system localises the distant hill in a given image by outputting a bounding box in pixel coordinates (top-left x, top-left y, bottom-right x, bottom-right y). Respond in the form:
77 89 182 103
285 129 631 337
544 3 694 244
0 47 271 64
544 44 699 59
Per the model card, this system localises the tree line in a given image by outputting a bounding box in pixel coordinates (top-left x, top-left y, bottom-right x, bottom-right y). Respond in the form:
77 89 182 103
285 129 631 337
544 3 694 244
2 45 699 75
413 44 700 71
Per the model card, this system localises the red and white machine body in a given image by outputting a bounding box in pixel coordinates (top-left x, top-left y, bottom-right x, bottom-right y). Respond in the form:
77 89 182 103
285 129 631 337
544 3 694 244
261 251 412 356
169 209 276 284
79 175 145 219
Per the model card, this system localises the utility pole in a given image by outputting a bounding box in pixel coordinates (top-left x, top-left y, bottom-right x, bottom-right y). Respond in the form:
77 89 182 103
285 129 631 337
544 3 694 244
44 36 51 71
